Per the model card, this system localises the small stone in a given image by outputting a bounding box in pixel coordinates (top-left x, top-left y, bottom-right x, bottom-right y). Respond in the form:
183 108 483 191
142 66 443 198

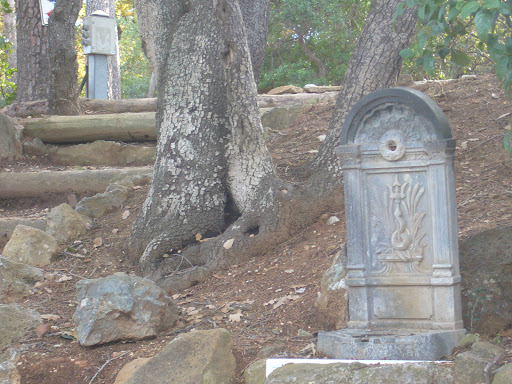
35 323 51 338
326 216 340 225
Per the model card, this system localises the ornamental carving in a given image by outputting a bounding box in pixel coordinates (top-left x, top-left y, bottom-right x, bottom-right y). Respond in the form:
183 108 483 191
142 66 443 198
373 174 428 274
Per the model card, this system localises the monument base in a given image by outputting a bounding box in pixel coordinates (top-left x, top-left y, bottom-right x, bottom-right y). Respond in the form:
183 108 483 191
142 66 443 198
318 329 466 361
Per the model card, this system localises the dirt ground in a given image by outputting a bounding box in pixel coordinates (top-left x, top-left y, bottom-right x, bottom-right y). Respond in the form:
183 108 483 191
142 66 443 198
2 73 512 383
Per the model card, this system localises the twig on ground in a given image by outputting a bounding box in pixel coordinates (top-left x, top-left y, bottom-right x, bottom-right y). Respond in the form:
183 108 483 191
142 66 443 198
89 351 129 384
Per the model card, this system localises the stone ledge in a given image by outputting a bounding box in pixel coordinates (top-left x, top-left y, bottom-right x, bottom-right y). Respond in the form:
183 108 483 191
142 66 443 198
318 329 466 361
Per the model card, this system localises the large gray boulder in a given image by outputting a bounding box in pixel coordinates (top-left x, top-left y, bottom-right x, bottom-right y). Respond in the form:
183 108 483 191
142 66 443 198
46 203 91 244
0 114 22 161
265 361 454 383
0 349 20 384
73 273 178 346
123 328 236 384
454 342 505 384
492 363 512 384
76 184 129 218
0 304 40 349
2 225 58 266
0 256 44 303
459 225 512 334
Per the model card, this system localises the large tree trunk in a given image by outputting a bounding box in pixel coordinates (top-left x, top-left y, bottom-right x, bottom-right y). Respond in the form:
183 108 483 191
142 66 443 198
134 0 269 89
16 0 50 102
130 0 417 293
86 0 122 100
47 0 82 115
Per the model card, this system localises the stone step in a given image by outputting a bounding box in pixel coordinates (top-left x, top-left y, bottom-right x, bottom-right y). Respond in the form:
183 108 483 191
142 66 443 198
0 167 152 198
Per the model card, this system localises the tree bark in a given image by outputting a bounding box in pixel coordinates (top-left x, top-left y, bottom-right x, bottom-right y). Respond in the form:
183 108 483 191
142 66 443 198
16 0 50 102
86 0 122 100
130 0 417 292
47 0 82 115
134 0 270 89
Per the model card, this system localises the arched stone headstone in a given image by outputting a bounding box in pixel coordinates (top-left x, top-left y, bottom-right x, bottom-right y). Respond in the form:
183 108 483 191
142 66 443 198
318 88 465 361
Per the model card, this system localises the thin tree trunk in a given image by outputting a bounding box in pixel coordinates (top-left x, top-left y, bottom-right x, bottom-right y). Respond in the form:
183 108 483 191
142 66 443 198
146 71 156 98
47 0 82 115
16 0 50 102
298 34 327 79
238 0 270 83
4 0 16 84
86 0 122 99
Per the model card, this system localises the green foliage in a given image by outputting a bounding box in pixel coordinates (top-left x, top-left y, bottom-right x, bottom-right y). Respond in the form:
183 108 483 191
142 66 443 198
0 35 16 107
118 15 152 98
399 0 512 83
399 0 512 156
260 0 370 90
259 60 327 90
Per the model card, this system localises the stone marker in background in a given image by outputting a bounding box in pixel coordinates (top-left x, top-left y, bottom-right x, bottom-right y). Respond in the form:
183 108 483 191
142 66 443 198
318 88 465 360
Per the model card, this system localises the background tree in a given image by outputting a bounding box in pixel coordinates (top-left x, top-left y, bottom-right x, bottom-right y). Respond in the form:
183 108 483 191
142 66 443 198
399 0 512 150
259 0 371 89
47 0 82 115
86 0 122 99
16 0 50 102
129 0 417 291
3 0 16 82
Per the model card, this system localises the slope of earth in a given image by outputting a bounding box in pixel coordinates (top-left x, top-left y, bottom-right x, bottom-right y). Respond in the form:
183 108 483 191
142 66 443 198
1 73 511 383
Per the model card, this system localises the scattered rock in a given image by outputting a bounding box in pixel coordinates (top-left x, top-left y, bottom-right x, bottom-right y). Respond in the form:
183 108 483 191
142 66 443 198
35 323 51 338
267 85 305 95
397 73 414 86
0 256 44 302
458 333 480 348
256 343 289 359
0 218 47 251
73 273 178 346
2 225 58 266
114 358 151 384
76 184 129 218
0 113 22 161
462 74 477 80
49 140 156 166
0 349 20 384
0 303 40 349
123 328 236 384
22 137 47 156
46 203 91 244
266 361 454 383
459 225 512 334
244 359 266 384
315 244 347 329
111 172 152 188
454 342 505 384
326 216 340 225
492 362 512 384
303 85 340 93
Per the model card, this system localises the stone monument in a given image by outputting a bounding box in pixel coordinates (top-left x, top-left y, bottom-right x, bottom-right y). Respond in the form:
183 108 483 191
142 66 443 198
318 88 465 361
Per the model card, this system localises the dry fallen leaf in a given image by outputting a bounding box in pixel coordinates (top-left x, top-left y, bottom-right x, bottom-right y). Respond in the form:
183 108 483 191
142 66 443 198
112 228 119 235
223 238 235 249
284 269 294 274
195 233 202 241
93 237 103 248
122 210 130 220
